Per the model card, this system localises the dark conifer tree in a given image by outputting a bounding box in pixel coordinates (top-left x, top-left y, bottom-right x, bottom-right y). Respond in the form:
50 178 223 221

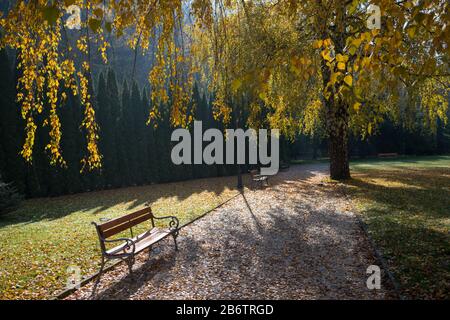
130 82 143 184
0 50 26 193
105 69 122 188
60 92 84 194
143 91 159 183
154 103 172 183
118 80 133 186
95 72 108 188
191 83 205 179
139 88 152 184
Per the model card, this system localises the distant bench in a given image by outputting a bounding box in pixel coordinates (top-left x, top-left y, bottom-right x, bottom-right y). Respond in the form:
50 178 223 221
92 205 179 280
250 169 269 188
378 153 399 158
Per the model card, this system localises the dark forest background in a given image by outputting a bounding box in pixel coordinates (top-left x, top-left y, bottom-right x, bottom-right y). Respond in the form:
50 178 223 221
0 49 449 198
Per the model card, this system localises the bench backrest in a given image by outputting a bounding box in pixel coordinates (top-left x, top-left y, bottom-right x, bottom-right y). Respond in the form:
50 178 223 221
249 169 258 176
94 207 154 240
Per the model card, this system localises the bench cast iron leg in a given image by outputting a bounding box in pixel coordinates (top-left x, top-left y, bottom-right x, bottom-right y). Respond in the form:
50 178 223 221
172 233 178 251
91 256 105 298
148 245 152 259
96 256 105 282
126 255 134 274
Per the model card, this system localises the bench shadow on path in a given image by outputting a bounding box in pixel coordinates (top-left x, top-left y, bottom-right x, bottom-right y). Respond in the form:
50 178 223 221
89 236 202 300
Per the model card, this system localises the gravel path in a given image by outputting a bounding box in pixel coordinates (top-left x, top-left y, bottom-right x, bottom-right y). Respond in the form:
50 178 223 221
67 164 393 300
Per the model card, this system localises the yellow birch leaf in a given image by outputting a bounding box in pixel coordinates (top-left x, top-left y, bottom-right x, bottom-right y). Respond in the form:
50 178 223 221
231 78 242 92
353 102 361 111
344 75 353 87
336 54 348 62
313 40 323 49
348 46 357 56
407 26 416 38
321 49 333 62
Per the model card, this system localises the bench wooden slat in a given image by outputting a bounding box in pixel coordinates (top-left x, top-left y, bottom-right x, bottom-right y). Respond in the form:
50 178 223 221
99 207 152 232
102 212 153 238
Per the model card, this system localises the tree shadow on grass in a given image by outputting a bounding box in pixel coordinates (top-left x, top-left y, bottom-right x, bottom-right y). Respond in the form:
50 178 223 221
358 217 450 299
343 167 450 219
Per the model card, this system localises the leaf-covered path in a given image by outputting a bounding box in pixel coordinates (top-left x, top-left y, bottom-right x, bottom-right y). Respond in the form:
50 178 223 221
68 164 393 299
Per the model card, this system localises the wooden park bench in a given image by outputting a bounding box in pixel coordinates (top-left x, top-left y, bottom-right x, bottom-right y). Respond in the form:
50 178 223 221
249 169 269 189
92 205 179 280
378 152 399 158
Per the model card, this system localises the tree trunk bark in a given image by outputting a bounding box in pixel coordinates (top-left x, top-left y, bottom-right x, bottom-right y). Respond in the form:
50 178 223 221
320 65 351 180
328 125 350 180
320 4 351 181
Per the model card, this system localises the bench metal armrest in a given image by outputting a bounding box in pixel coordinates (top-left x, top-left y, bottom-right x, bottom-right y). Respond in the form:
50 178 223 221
152 214 180 231
102 237 136 256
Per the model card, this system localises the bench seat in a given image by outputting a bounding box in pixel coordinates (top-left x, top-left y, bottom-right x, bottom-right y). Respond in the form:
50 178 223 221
249 169 269 188
106 227 171 256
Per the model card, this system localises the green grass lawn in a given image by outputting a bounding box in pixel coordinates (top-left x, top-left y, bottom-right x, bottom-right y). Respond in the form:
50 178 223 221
0 175 240 299
346 155 450 299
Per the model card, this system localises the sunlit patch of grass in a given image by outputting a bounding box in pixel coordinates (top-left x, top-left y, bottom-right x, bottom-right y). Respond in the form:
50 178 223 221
0 175 241 299
351 155 450 170
363 178 425 190
346 156 450 299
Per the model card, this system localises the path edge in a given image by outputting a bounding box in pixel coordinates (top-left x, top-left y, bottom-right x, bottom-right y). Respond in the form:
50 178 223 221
354 214 406 300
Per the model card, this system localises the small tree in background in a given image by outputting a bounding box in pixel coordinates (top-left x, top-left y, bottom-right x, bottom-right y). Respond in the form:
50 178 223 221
0 175 23 215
